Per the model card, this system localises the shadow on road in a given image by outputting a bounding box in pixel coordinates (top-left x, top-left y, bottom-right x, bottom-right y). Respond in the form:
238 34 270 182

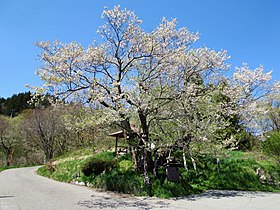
0 195 14 199
78 195 169 210
181 190 268 201
77 190 278 209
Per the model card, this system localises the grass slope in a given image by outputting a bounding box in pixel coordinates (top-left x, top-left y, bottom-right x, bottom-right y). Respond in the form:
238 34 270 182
37 150 280 198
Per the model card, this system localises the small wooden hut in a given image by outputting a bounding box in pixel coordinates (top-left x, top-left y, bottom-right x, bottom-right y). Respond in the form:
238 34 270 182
108 130 126 155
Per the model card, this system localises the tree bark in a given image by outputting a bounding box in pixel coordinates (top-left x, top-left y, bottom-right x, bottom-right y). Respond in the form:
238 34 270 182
189 150 197 174
182 148 188 171
1 141 14 166
7 147 14 166
153 150 158 177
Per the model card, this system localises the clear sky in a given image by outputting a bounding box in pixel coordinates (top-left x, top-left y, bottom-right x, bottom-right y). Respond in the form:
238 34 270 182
1 0 280 98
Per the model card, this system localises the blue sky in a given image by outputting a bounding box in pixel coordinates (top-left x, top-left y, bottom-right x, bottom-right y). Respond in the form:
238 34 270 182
1 0 280 98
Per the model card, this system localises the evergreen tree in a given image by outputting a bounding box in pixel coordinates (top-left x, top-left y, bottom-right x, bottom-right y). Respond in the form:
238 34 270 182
0 92 32 116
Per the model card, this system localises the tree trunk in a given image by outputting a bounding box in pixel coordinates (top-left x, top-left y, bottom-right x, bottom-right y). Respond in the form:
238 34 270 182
182 148 188 171
129 146 138 169
189 150 197 174
216 157 220 173
153 150 158 177
1 141 13 166
44 144 54 163
140 133 152 196
115 136 119 156
7 147 14 166
143 147 152 196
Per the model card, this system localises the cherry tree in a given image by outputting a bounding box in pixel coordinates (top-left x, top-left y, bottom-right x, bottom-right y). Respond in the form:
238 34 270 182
32 6 230 183
224 64 280 134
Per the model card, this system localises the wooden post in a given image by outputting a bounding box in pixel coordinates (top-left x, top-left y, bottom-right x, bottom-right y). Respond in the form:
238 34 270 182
115 136 118 156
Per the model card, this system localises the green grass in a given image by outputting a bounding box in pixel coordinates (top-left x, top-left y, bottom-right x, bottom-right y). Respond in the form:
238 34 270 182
52 148 94 160
0 166 9 172
0 165 26 173
37 150 280 198
37 151 116 183
37 158 85 182
182 151 280 193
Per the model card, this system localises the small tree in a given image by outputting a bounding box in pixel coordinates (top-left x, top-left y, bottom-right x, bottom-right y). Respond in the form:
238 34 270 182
22 106 66 162
63 103 98 149
263 131 280 165
0 116 14 165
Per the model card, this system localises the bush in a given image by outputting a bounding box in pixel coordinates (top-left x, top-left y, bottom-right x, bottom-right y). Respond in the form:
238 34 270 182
263 132 280 165
81 152 116 176
91 169 147 195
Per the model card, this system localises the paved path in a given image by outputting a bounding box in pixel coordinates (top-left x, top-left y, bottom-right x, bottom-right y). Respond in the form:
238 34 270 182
0 167 279 210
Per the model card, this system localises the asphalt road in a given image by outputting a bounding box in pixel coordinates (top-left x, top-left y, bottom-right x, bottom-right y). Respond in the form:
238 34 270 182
0 167 279 210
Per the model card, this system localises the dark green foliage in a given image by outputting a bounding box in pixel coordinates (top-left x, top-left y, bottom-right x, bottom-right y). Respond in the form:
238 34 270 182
82 153 149 195
0 92 52 117
236 130 256 151
0 92 32 116
208 158 262 190
81 152 116 176
90 169 147 195
263 131 280 165
149 166 195 198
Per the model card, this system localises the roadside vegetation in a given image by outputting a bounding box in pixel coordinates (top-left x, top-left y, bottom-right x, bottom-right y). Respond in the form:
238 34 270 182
37 149 280 198
0 166 10 172
0 165 24 173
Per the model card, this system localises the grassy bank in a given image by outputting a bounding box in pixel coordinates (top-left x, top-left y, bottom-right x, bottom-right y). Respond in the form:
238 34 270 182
0 165 20 172
0 166 9 172
37 150 280 198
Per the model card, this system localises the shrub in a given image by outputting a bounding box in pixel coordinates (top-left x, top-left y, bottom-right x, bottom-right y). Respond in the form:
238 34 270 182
81 152 116 176
90 169 147 195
